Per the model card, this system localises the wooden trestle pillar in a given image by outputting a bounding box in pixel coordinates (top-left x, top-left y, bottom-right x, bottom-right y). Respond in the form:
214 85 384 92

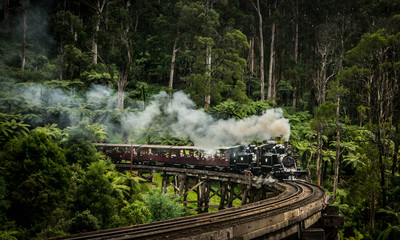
158 172 276 213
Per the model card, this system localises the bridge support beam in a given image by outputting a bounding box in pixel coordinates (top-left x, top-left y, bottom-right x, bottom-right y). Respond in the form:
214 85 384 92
113 165 340 240
299 205 343 240
154 171 277 213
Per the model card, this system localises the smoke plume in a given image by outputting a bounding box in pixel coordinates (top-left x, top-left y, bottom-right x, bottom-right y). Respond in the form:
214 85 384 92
123 91 291 147
10 83 291 146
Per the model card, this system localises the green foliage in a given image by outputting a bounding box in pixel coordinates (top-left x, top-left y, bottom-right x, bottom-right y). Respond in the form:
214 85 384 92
69 210 100 234
311 101 337 131
73 160 117 228
376 207 400 240
377 225 400 240
0 176 8 220
0 230 18 240
106 170 146 203
0 115 30 147
1 1 400 239
144 190 185 222
209 99 274 119
231 80 249 103
62 121 103 167
2 131 71 229
119 200 151 225
185 29 249 107
32 123 63 141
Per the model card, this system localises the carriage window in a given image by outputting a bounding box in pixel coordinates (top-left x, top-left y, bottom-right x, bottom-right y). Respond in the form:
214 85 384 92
139 149 149 156
220 149 226 158
215 150 221 158
171 149 179 157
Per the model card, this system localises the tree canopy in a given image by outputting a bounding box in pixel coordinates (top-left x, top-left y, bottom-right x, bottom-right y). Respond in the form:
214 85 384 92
1 0 400 239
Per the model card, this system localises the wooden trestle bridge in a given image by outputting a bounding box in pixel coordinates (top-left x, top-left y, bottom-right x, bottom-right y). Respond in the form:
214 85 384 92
53 164 343 240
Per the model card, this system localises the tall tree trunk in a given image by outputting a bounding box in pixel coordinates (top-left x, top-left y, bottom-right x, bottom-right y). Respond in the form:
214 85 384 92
333 96 340 200
60 40 64 81
204 44 212 108
92 0 106 64
117 45 132 110
316 129 322 186
370 192 375 232
92 28 98 64
267 0 277 100
169 37 179 99
377 128 387 208
117 70 128 110
249 37 255 75
252 0 264 101
267 20 275 100
292 0 299 107
3 0 10 32
392 125 399 176
294 0 298 63
308 134 314 174
21 4 27 72
204 0 212 108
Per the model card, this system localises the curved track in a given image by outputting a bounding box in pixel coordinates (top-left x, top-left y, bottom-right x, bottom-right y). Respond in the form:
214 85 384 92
53 180 327 240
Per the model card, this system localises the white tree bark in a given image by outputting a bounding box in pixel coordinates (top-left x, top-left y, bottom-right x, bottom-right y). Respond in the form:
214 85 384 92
252 0 264 101
92 0 106 64
292 0 299 107
204 44 212 108
267 0 277 101
21 1 27 71
267 21 275 100
169 37 179 99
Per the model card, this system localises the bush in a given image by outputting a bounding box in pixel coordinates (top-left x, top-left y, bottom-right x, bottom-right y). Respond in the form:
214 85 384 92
144 190 185 222
120 200 151 225
69 210 100 234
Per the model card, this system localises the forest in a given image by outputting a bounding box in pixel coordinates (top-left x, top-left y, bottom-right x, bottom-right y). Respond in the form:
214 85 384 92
0 0 400 239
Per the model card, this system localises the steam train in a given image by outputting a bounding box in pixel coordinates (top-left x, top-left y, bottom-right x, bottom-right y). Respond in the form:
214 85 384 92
94 141 307 180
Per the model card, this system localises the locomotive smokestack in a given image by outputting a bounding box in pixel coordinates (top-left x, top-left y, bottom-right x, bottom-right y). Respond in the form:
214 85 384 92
284 141 288 149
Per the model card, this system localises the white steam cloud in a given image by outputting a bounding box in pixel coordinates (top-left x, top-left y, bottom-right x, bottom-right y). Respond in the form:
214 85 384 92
123 91 291 147
13 83 290 146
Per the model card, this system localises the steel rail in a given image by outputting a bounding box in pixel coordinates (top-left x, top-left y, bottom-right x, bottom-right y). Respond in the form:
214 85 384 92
52 181 326 240
117 182 316 240
61 183 300 240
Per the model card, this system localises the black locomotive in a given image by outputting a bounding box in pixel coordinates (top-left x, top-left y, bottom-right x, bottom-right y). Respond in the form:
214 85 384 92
94 141 307 180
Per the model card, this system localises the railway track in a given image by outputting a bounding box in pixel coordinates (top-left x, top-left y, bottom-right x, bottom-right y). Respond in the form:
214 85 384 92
53 181 328 240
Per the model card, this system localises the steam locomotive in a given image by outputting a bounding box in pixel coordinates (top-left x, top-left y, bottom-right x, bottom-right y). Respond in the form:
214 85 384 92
94 141 307 180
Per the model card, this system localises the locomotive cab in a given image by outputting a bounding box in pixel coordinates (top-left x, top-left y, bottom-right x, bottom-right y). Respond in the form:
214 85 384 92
258 141 279 172
230 145 252 172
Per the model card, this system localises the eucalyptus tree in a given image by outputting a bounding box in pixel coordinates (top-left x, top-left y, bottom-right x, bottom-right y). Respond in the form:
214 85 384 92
310 101 336 186
328 79 348 201
178 0 218 107
99 0 154 110
54 1 90 81
341 26 400 208
251 0 264 101
186 29 249 107
20 0 28 71
89 0 108 64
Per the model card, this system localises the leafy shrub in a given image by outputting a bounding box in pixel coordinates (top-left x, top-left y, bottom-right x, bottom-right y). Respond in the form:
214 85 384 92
69 210 100 234
144 190 185 222
120 200 151 225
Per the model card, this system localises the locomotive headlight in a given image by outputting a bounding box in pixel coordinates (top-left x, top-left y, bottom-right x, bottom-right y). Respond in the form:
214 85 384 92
286 147 293 155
